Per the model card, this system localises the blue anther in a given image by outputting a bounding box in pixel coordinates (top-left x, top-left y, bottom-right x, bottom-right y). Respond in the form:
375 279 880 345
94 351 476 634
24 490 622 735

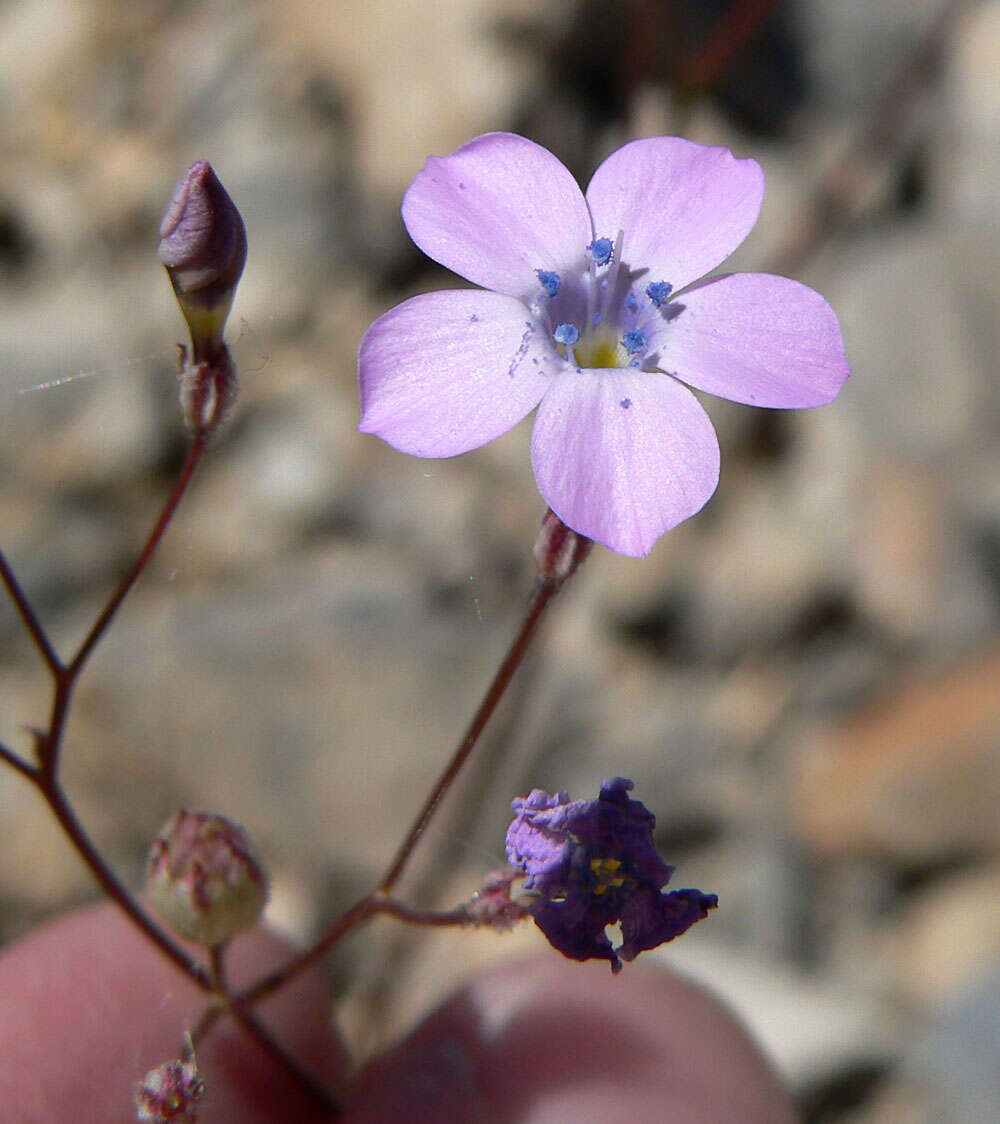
620 397 632 409
554 323 580 346
646 281 673 307
622 329 646 355
625 291 639 313
593 312 602 325
536 270 561 297
588 237 614 266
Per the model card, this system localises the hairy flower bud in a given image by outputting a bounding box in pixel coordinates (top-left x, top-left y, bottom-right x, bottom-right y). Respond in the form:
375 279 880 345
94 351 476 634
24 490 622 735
146 810 268 947
466 868 531 931
533 508 592 585
177 344 238 436
158 161 246 358
135 1055 205 1123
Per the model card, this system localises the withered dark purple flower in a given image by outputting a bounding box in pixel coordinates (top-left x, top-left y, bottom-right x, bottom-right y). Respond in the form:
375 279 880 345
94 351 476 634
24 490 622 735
506 777 717 972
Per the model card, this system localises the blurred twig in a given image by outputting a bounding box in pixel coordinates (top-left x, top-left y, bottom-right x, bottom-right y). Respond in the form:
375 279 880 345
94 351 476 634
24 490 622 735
768 0 971 278
679 0 780 93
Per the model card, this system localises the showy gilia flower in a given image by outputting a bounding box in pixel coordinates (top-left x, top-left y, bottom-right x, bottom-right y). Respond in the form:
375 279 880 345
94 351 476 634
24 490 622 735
506 777 717 972
358 133 850 556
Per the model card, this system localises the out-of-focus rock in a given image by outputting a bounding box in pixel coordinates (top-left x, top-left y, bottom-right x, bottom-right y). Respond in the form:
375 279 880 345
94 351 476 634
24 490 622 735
790 649 1000 862
659 939 901 1094
265 0 532 196
906 959 1000 1124
889 862 1000 1009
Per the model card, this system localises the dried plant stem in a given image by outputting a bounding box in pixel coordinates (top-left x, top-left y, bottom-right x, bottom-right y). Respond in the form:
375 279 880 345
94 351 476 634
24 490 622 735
768 0 969 278
240 895 471 1008
0 436 211 984
239 575 564 1007
67 436 206 680
227 1004 342 1116
374 898 472 928
43 780 212 986
0 551 61 673
0 738 36 782
680 0 778 92
0 432 344 1115
378 575 561 894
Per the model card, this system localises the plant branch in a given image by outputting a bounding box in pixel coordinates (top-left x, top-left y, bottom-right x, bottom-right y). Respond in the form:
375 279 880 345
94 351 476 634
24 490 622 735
68 434 206 679
240 573 567 1006
0 738 36 781
768 0 969 278
227 1004 343 1117
42 780 212 988
0 549 62 674
378 576 561 895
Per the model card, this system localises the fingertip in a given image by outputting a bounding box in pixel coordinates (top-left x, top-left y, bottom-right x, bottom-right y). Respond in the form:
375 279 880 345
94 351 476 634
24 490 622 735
0 902 346 1124
347 954 795 1123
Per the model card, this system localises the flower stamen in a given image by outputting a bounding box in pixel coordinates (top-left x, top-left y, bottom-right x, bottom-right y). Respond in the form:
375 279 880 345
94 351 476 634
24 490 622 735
536 269 561 297
622 329 646 356
646 280 673 307
587 237 614 266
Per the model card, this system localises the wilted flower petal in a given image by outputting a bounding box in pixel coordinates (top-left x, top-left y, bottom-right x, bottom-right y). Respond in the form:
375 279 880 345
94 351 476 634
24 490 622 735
506 778 717 972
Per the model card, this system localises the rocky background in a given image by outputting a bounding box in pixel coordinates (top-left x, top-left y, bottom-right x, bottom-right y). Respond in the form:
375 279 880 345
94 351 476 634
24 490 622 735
1 0 998 1119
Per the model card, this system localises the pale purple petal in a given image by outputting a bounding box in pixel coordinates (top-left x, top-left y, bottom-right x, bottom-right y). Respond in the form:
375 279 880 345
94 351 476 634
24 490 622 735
531 369 720 557
647 273 851 407
402 133 593 299
585 138 764 293
358 290 554 457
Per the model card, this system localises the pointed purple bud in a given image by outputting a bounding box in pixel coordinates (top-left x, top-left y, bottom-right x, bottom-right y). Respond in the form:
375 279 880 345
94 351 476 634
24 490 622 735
158 161 246 348
159 162 246 436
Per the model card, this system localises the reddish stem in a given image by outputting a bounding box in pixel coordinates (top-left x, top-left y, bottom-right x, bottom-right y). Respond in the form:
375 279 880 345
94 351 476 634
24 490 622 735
240 574 565 1006
681 0 778 92
767 0 968 277
0 551 61 674
43 778 212 987
378 576 560 894
239 895 470 1007
0 435 212 987
0 739 36 781
68 435 206 678
240 896 379 1005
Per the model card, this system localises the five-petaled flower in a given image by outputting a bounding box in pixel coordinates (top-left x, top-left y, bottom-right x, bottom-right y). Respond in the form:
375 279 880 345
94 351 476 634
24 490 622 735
357 132 850 556
506 778 717 972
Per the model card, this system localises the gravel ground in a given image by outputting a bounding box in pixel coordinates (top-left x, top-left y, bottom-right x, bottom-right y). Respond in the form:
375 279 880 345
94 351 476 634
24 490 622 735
1 2 998 1120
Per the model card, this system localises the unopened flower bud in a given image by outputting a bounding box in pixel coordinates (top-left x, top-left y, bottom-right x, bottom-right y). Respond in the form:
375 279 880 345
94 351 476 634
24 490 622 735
146 810 268 947
135 1055 205 1123
466 867 531 931
177 343 238 436
533 508 592 585
158 161 246 359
